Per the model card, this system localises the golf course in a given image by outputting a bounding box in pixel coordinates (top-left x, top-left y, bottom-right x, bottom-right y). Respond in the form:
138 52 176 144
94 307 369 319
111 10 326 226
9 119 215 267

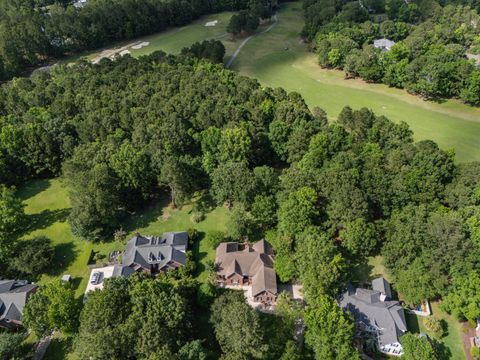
75 1 480 163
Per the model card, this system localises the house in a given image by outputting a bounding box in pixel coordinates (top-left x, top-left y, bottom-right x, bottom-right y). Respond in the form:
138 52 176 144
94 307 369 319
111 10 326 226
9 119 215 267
373 38 396 52
0 280 38 329
73 0 87 8
339 278 407 357
215 239 278 306
121 231 189 275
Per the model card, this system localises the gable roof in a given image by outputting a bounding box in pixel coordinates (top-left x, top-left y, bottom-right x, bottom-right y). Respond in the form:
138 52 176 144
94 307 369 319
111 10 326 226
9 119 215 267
0 281 37 323
372 277 393 299
122 231 188 271
216 239 277 296
339 284 407 348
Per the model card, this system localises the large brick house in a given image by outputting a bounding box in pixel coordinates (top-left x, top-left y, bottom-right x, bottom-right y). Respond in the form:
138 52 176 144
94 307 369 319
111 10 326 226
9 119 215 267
215 239 278 305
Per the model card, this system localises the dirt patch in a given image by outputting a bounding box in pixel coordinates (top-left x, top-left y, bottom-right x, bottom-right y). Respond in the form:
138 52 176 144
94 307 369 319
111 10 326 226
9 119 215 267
461 323 476 360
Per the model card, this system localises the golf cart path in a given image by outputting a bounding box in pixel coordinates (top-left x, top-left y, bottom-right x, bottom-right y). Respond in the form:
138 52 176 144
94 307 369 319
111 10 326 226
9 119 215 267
226 14 278 68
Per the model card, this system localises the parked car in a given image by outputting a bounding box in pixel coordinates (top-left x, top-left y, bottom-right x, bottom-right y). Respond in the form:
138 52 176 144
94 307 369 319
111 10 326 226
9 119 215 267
90 272 101 285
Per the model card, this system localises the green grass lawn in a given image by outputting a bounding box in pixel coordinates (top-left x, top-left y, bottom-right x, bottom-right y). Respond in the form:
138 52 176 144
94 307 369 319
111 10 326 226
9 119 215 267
17 178 230 359
61 2 480 162
232 2 480 163
406 302 467 360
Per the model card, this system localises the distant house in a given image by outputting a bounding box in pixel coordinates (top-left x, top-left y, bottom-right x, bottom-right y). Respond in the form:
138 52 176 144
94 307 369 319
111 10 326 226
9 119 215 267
73 0 87 8
0 280 38 329
121 232 189 275
373 38 396 52
339 278 407 357
215 239 278 306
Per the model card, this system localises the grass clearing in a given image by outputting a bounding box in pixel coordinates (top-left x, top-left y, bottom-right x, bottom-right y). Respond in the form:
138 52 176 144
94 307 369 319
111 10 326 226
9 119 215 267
406 302 467 360
232 2 480 163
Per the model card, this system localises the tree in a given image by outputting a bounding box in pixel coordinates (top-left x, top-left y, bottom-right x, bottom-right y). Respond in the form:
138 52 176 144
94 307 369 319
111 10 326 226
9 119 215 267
226 203 256 240
23 281 79 337
251 195 277 229
338 218 378 256
423 317 445 338
304 294 360 360
227 11 260 36
0 185 25 265
9 236 54 278
181 40 226 63
461 70 480 105
401 333 438 360
296 228 348 298
210 291 266 359
210 162 256 206
280 340 303 360
0 331 24 360
75 277 134 359
177 340 208 360
442 271 480 323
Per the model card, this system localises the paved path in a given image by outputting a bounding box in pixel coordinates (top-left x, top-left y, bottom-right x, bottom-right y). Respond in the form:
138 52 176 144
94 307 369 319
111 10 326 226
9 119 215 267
226 14 278 68
33 333 53 360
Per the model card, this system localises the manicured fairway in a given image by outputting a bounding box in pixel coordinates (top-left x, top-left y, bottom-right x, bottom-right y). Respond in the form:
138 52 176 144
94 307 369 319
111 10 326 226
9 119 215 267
70 2 480 162
232 2 480 163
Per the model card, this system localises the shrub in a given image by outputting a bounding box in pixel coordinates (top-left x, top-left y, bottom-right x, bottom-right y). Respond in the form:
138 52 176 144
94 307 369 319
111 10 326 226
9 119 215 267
191 211 205 224
207 231 226 249
423 316 445 338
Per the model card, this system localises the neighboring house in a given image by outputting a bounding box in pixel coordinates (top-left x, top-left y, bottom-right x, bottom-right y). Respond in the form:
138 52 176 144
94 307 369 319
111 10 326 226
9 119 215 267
339 278 407 357
215 240 278 306
373 38 396 52
73 0 87 8
0 280 38 329
121 231 189 275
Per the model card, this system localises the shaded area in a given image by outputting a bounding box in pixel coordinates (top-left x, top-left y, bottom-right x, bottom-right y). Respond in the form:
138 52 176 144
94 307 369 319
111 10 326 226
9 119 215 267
16 179 51 201
23 209 70 236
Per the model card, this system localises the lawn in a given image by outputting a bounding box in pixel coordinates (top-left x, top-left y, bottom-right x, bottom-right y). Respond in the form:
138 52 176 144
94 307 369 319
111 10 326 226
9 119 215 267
406 302 467 360
17 178 230 358
232 2 480 163
17 178 229 297
61 2 480 162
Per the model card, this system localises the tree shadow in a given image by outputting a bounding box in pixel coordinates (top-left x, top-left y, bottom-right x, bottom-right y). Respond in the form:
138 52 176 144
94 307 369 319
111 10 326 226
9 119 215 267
16 178 51 201
350 259 375 287
406 313 421 333
123 195 172 233
47 242 77 276
22 209 70 235
191 231 208 277
432 338 452 360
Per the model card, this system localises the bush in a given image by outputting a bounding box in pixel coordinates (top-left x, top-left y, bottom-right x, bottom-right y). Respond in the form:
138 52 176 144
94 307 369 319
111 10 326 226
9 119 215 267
207 231 226 249
9 236 54 278
472 346 480 360
191 211 205 224
423 316 445 338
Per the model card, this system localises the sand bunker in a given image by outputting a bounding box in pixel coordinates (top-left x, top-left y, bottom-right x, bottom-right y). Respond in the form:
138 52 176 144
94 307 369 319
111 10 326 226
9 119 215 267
205 20 218 27
131 41 150 50
119 50 130 56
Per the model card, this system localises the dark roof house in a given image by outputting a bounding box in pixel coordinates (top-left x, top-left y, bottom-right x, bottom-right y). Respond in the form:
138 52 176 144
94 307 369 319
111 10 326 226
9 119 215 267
339 278 407 357
0 280 38 329
215 240 278 305
121 231 188 275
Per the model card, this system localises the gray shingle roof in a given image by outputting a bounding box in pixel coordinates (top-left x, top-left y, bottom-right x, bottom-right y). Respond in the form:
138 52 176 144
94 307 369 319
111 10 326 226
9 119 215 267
372 277 393 299
0 280 37 323
122 231 188 272
339 280 407 348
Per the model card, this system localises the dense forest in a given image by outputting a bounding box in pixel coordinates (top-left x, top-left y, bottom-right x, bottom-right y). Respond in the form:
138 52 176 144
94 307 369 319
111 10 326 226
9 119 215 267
0 0 274 80
303 0 480 104
1 50 480 358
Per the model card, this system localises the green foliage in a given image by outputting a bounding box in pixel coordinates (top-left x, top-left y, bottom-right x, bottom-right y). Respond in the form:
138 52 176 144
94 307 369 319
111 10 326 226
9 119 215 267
0 331 24 360
181 40 226 63
226 203 256 240
210 291 267 360
251 194 277 229
177 340 208 360
401 333 438 360
304 294 360 360
442 271 480 323
338 218 378 256
23 281 79 337
0 185 25 265
423 316 445 339
227 10 260 35
9 236 54 278
211 162 256 206
206 230 226 249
